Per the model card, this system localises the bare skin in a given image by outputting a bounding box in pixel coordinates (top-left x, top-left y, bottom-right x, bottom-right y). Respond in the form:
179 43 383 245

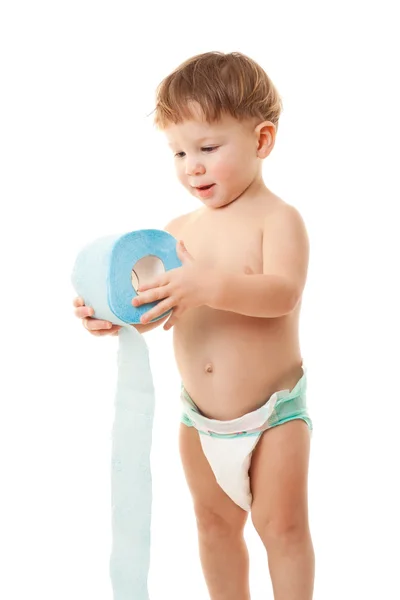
73 113 314 599
170 190 314 600
169 193 304 420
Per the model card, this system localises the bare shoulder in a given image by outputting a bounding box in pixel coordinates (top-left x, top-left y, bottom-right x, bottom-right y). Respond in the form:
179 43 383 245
164 209 200 238
264 196 309 240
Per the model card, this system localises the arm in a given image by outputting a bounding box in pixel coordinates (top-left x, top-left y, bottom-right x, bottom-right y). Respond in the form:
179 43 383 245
209 205 310 318
209 273 297 318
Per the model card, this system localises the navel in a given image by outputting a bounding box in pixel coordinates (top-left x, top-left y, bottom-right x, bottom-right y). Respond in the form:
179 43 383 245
204 363 214 374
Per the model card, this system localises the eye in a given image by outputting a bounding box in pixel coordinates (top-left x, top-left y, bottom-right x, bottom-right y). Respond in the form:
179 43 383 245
174 146 218 159
202 146 218 153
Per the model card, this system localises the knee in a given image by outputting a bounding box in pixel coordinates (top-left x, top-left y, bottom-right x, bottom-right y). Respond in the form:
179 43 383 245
195 504 247 539
251 510 309 547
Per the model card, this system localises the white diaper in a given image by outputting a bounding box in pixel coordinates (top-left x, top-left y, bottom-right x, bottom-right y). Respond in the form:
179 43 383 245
180 366 309 512
180 390 280 511
198 432 263 511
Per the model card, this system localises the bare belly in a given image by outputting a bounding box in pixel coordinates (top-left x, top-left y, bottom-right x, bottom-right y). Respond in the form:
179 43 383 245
173 302 304 420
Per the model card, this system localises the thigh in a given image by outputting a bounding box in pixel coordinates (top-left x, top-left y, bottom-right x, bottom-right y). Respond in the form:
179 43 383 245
249 420 311 532
179 423 248 531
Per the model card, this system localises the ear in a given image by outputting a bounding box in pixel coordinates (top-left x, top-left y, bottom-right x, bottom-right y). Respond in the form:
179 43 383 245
255 121 276 159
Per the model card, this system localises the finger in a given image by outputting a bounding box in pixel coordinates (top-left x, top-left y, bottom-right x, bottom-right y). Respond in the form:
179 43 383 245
137 282 157 293
83 317 113 331
90 329 115 337
163 310 178 331
75 306 94 319
73 297 84 307
133 285 170 307
140 297 176 324
96 325 121 336
89 325 120 336
138 273 169 293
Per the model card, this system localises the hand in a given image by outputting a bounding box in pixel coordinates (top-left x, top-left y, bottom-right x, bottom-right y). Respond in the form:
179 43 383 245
132 240 215 331
73 297 121 336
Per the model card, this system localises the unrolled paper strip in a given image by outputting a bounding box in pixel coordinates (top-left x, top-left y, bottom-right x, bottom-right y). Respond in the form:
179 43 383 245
71 230 181 599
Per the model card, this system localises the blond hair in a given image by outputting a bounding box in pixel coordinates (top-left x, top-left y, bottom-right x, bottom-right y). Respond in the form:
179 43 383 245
153 51 283 131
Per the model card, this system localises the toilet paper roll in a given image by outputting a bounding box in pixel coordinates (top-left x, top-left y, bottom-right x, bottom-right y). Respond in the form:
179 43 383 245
71 229 182 600
72 229 182 325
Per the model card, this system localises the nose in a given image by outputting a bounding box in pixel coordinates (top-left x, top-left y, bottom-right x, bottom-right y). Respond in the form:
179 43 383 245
185 158 206 176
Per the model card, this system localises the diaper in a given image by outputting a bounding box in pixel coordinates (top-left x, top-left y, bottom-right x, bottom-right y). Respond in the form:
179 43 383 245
180 366 312 511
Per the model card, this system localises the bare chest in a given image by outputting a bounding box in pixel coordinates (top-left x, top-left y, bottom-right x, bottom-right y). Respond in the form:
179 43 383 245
181 214 264 275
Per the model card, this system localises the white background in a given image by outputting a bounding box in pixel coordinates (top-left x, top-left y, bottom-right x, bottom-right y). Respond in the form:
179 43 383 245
1 1 399 598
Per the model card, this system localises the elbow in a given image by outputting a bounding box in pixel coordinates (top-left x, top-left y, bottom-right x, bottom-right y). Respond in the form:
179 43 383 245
287 287 302 313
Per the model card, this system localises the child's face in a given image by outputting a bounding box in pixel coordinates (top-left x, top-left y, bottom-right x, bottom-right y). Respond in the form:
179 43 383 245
164 109 265 209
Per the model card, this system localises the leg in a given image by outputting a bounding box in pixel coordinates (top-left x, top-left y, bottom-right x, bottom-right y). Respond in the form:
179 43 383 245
179 423 251 600
250 420 314 600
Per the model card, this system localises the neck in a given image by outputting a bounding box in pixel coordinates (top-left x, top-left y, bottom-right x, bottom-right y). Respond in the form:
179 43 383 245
234 173 270 204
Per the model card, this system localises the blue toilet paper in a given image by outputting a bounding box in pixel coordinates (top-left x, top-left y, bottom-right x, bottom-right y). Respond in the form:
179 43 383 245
72 229 182 324
71 229 182 600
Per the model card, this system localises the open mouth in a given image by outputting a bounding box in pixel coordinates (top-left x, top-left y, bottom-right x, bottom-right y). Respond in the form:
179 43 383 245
196 184 215 190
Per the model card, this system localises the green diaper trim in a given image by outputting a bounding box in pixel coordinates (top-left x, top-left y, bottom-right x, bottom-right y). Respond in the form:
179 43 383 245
181 383 312 436
181 412 195 428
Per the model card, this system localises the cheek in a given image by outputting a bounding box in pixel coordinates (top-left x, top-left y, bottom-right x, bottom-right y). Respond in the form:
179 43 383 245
211 157 237 182
175 164 187 185
212 153 251 184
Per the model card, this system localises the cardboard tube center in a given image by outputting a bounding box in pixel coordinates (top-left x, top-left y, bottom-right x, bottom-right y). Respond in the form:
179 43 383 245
131 255 166 294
